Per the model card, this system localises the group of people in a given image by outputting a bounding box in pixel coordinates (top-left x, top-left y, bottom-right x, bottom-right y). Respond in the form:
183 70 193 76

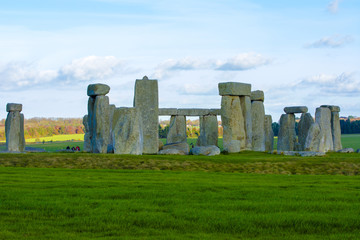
66 146 80 151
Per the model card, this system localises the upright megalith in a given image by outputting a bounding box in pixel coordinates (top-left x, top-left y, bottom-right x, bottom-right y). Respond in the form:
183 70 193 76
305 107 333 152
221 96 245 153
134 76 159 154
240 96 252 150
83 115 91 152
219 82 251 153
264 115 274 152
197 115 218 146
277 113 296 151
167 115 187 144
5 103 25 152
112 107 143 155
321 105 342 151
251 90 265 151
87 83 110 153
297 113 314 151
108 104 116 153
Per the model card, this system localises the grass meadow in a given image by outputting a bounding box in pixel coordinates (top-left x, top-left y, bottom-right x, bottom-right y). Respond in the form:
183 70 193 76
0 134 360 239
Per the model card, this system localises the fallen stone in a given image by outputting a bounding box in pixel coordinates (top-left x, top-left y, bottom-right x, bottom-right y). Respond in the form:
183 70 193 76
25 147 46 153
251 101 265 151
250 90 264 102
87 83 110 97
337 148 354 153
6 103 22 112
277 114 296 151
160 142 189 155
240 96 252 150
264 115 274 152
196 115 218 146
191 145 220 156
320 105 340 112
218 82 251 96
167 115 187 144
278 151 325 157
221 96 246 153
113 107 143 155
298 113 314 151
283 106 308 114
134 76 159 154
158 140 164 151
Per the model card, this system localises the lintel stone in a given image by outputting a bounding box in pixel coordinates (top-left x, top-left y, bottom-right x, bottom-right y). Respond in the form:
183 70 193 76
87 83 110 97
6 103 22 112
250 90 264 102
320 105 340 112
284 106 308 114
158 108 178 116
218 82 251 96
177 108 221 116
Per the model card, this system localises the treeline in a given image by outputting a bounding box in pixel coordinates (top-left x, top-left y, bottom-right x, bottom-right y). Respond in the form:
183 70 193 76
271 118 360 136
0 118 84 141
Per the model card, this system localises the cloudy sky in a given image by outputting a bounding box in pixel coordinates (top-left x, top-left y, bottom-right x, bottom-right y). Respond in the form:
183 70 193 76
1 0 359 121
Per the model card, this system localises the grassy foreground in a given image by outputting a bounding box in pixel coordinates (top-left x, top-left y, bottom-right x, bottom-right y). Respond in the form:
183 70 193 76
1 167 359 240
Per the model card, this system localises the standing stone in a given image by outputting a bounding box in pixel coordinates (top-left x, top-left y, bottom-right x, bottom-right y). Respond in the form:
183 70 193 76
108 104 116 153
251 100 265 151
240 96 252 150
134 76 159 154
321 105 342 151
113 107 143 155
331 111 342 151
167 115 187 144
87 97 95 153
196 115 218 146
5 103 25 152
92 95 110 153
297 113 314 151
277 114 296 151
264 115 274 152
305 107 333 152
83 115 91 152
221 96 245 153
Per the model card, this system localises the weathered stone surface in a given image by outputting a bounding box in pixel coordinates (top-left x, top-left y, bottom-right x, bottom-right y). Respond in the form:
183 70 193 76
251 101 265 151
218 82 251 96
134 76 159 154
331 111 342 151
305 107 333 152
158 140 164 151
284 106 308 114
167 115 187 144
297 113 314 151
250 90 264 102
277 114 296 151
83 115 91 152
264 115 274 152
159 142 189 155
87 83 110 97
6 103 22 112
108 104 116 153
196 115 218 146
337 148 354 153
25 147 46 153
112 107 143 155
320 105 340 112
87 97 95 153
221 96 246 153
5 111 25 152
92 95 110 153
158 108 178 116
191 145 220 156
240 96 252 150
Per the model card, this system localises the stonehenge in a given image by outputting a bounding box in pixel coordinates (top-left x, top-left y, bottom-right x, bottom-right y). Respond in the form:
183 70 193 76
5 103 25 152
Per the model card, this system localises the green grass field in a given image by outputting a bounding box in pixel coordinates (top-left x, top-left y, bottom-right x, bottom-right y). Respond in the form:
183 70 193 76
0 167 359 240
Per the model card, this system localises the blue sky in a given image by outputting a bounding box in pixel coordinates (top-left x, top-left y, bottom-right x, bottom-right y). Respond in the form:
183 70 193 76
1 0 359 121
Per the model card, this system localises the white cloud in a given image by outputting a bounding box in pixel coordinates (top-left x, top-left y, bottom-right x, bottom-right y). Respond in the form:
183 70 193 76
305 35 353 48
327 0 342 13
0 56 130 90
215 53 271 71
